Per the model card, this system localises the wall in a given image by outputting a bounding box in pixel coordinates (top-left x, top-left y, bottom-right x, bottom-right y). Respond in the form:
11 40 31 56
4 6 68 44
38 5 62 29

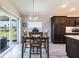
0 0 20 18
21 15 51 41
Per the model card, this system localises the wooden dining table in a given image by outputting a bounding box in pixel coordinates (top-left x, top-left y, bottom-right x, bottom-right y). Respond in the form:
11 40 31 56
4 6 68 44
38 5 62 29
22 35 49 58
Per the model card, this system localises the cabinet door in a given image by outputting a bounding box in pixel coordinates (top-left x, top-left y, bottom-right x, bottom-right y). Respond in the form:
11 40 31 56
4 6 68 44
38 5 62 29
54 24 65 34
66 17 76 26
66 18 70 26
54 16 66 24
54 34 66 43
76 17 79 26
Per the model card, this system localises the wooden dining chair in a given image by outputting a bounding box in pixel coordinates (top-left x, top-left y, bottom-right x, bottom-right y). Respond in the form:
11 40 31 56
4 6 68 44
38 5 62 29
29 32 43 58
23 31 30 48
42 32 48 49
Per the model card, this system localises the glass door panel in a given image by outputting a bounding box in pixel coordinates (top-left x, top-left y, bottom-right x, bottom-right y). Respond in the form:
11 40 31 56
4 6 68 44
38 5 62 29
0 16 9 54
11 19 17 42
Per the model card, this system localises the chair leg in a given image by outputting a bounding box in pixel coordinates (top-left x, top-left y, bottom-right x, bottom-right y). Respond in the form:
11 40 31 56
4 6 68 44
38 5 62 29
45 43 46 49
24 44 26 53
30 48 31 58
25 42 26 48
33 47 34 53
40 48 42 58
37 47 38 53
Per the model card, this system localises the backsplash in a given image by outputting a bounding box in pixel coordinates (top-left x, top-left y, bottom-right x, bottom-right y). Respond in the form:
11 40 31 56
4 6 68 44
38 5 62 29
66 27 79 33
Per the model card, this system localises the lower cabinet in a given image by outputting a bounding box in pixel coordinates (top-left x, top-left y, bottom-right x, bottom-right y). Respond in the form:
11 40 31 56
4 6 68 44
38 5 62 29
54 34 66 43
66 37 79 58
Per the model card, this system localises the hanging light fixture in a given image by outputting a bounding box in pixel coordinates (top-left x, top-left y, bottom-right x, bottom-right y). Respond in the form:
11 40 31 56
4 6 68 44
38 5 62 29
29 0 38 20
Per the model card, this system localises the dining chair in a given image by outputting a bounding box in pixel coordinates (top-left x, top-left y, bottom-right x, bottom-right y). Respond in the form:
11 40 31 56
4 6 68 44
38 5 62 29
23 31 30 48
29 32 43 58
42 32 48 49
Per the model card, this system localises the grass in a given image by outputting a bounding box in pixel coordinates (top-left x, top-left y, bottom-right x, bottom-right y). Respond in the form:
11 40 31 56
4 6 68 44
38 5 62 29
0 29 16 40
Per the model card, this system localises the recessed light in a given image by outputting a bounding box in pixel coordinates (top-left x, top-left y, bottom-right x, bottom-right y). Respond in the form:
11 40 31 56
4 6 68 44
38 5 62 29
69 8 76 11
61 4 68 8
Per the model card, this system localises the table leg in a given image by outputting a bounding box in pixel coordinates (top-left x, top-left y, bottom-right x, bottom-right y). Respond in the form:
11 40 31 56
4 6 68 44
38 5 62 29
22 41 24 58
47 38 49 58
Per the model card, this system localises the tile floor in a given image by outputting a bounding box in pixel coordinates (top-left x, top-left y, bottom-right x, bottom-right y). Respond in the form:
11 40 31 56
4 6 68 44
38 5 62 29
1 43 68 58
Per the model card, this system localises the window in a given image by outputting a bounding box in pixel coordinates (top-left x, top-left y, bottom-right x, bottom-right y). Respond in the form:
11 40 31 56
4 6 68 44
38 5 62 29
27 21 42 32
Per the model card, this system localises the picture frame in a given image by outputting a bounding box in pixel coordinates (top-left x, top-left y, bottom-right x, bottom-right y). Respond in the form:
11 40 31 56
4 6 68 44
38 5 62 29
22 23 26 27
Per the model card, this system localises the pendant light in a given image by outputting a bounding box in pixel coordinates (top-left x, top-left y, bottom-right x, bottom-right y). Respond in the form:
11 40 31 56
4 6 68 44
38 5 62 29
29 0 38 20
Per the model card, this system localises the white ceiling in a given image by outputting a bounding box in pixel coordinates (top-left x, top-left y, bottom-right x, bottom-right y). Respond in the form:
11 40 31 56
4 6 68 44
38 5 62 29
11 0 79 17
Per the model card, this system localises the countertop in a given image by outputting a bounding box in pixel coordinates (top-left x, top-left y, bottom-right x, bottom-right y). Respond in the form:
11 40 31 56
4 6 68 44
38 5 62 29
64 35 79 40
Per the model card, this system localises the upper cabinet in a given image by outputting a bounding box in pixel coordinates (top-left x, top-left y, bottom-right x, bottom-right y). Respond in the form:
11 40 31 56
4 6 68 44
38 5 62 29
51 16 79 27
66 17 76 26
76 17 79 26
66 17 79 26
52 16 67 24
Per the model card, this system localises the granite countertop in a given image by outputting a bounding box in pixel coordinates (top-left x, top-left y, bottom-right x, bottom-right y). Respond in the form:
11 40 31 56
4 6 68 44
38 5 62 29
64 35 79 40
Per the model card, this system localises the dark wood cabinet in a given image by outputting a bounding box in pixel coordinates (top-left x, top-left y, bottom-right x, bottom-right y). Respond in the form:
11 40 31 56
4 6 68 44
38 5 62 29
51 16 67 43
76 17 79 26
54 24 65 34
66 17 76 26
54 16 66 24
54 34 66 43
51 16 79 43
54 24 66 43
65 36 79 58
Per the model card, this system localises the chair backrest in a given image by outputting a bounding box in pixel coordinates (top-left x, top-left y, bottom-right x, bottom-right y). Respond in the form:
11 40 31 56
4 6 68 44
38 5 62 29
29 32 43 37
23 30 27 36
29 32 43 45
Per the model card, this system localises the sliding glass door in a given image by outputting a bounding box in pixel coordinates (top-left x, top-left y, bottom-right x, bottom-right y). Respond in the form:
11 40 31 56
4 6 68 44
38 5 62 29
0 16 19 54
8 18 18 46
0 16 9 53
11 19 17 42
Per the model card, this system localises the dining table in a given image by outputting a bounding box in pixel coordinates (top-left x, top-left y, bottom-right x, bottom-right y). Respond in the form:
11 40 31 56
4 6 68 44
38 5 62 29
22 35 49 58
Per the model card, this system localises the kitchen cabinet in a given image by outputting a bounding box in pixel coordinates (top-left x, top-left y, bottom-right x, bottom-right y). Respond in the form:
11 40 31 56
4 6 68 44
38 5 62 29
66 17 79 26
51 16 67 43
51 16 79 43
76 17 79 26
65 35 79 58
66 17 76 26
54 16 66 24
54 24 65 34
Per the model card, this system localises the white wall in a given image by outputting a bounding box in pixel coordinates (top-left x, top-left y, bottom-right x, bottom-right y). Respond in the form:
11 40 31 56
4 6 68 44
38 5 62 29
0 0 20 18
21 15 51 41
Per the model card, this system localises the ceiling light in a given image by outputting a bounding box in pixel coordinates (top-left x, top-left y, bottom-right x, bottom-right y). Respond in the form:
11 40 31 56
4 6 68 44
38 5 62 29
61 4 67 8
69 8 76 11
29 0 38 20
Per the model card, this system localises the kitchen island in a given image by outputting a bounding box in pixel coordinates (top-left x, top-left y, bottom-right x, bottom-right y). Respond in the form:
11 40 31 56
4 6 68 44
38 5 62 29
65 35 79 58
